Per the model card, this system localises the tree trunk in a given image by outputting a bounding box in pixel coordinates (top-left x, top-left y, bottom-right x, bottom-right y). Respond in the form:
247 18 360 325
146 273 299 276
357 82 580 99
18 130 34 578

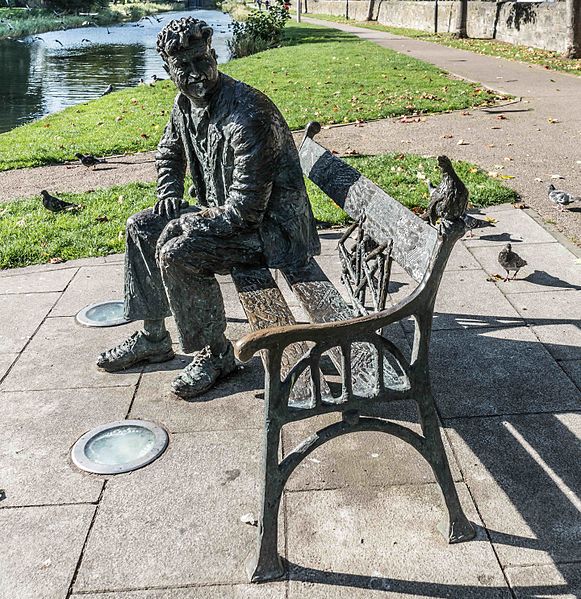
455 0 468 38
565 0 581 58
366 0 375 21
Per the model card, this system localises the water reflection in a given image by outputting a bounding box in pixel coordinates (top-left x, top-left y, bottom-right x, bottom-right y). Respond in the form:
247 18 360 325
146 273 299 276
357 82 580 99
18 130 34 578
0 9 232 133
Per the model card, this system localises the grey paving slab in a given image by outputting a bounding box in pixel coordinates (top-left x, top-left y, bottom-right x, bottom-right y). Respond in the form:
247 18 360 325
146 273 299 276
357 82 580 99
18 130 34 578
391 269 523 332
0 504 95 599
50 264 124 317
130 355 264 433
70 586 286 599
0 268 77 295
429 326 581 418
0 317 141 391
445 412 581 568
560 360 581 391
286 484 509 598
0 352 17 379
447 241 482 271
506 562 581 599
318 230 342 256
282 399 462 492
0 386 133 507
0 292 60 353
0 256 107 278
463 209 557 248
469 243 581 294
74 430 264 591
503 290 581 361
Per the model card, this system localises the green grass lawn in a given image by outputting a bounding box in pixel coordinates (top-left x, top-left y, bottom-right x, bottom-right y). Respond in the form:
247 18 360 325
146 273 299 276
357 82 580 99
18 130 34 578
305 13 581 76
0 23 503 172
0 154 517 269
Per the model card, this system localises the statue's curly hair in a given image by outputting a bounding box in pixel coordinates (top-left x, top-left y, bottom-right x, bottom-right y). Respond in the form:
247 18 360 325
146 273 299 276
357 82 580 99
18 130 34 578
156 17 213 61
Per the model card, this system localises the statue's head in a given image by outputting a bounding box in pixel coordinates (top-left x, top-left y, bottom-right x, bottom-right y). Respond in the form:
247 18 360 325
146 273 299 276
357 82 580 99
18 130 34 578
156 17 219 102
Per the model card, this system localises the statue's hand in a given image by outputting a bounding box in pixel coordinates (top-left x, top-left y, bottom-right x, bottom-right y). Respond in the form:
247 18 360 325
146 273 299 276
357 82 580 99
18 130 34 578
155 219 183 265
153 197 188 220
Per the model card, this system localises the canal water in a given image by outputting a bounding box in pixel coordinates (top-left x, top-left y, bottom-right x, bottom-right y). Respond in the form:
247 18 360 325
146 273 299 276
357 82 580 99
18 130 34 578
0 9 232 134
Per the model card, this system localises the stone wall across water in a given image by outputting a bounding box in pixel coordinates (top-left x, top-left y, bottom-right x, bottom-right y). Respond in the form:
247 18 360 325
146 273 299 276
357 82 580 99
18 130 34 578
307 1 569 54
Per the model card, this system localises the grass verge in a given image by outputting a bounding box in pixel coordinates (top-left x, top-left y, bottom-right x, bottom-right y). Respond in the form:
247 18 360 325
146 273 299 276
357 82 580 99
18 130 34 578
0 154 517 269
304 13 581 76
0 4 179 41
0 23 504 172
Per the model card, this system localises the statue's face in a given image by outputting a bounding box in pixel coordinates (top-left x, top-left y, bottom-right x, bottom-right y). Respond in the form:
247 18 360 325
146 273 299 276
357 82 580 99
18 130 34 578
165 46 219 101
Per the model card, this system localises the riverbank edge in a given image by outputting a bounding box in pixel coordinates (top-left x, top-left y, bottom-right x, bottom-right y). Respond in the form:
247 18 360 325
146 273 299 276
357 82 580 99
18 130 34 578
0 2 185 41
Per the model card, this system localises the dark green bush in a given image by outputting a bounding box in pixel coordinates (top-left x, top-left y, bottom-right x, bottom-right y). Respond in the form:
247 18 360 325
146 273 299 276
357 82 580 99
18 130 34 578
228 0 290 58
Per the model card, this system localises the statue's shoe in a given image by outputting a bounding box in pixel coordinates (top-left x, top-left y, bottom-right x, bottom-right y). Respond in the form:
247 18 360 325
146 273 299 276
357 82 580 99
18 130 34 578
97 331 174 372
172 343 237 399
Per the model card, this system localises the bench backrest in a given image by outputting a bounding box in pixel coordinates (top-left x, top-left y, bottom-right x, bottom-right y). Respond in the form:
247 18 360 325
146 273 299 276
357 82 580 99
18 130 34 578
299 126 439 284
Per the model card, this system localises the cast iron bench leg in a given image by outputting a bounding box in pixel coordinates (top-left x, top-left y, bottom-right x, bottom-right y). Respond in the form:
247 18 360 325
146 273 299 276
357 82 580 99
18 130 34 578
417 394 476 543
246 358 286 583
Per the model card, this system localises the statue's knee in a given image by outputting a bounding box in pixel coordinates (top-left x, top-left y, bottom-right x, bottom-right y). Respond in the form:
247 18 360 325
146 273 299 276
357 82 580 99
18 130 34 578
158 240 181 270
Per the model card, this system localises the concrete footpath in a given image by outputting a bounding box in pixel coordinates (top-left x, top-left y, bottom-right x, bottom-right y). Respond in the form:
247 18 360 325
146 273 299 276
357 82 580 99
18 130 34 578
1 204 580 597
1 19 580 245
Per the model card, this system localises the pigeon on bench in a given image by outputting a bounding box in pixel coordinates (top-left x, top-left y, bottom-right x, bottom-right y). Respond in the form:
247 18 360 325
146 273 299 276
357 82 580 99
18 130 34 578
41 190 80 213
548 184 579 211
498 243 527 281
75 152 106 169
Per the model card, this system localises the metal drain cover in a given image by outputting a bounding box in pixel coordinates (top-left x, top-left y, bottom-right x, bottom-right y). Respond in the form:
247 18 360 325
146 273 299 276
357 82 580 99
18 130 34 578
76 300 130 327
71 420 169 474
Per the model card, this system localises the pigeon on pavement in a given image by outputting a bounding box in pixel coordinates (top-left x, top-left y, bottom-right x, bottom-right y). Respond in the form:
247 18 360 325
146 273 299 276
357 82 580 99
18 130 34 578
41 190 80 213
498 243 527 281
75 153 106 169
548 184 579 211
461 213 495 238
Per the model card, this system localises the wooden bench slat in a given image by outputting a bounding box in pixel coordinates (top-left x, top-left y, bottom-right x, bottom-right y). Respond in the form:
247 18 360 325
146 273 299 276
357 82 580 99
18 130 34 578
299 137 439 283
231 267 330 408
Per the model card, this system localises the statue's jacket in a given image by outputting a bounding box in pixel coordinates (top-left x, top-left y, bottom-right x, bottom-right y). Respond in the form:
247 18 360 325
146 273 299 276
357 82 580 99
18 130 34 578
155 73 321 269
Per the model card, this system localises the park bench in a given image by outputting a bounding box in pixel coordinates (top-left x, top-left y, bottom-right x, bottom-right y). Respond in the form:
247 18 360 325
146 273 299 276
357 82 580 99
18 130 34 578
231 122 476 583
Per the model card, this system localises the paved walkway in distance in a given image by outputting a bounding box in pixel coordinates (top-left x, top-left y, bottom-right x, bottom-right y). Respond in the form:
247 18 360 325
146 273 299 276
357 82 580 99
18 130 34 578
1 204 580 597
1 19 580 245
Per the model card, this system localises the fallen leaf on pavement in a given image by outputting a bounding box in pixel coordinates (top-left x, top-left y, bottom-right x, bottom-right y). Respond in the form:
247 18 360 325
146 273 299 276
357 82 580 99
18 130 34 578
49 257 65 264
551 174 565 179
496 115 507 120
547 118 560 124
486 274 504 282
512 202 527 209
457 139 469 145
240 513 258 527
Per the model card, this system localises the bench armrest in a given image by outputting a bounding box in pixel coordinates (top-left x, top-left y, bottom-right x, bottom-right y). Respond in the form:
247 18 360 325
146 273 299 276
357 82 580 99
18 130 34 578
234 292 420 363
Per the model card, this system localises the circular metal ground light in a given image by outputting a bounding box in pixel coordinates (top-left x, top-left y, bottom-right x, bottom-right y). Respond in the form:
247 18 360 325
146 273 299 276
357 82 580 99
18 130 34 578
76 300 130 327
71 420 169 475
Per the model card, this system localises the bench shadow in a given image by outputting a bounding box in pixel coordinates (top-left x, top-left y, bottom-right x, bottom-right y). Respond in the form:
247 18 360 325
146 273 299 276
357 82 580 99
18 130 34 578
474 232 523 243
285 560 569 596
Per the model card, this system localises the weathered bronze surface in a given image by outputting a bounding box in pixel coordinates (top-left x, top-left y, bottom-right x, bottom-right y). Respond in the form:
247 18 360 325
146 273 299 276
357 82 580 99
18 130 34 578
97 17 320 398
236 123 476 583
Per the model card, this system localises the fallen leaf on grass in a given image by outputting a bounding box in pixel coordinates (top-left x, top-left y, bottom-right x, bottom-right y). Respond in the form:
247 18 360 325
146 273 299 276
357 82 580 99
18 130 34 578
95 215 109 223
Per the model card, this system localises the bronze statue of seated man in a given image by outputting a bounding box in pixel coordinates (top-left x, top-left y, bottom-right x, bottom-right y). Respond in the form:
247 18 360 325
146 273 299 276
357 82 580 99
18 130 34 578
97 16 320 399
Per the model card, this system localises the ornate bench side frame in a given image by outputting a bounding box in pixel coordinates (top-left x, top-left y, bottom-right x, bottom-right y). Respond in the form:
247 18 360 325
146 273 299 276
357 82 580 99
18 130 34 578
236 124 476 583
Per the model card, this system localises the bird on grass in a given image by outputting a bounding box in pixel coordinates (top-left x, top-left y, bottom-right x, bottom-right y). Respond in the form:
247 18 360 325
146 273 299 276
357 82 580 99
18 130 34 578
498 243 527 282
423 156 469 233
461 213 495 238
548 184 579 211
151 74 165 84
101 84 113 96
75 152 106 169
41 190 81 213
